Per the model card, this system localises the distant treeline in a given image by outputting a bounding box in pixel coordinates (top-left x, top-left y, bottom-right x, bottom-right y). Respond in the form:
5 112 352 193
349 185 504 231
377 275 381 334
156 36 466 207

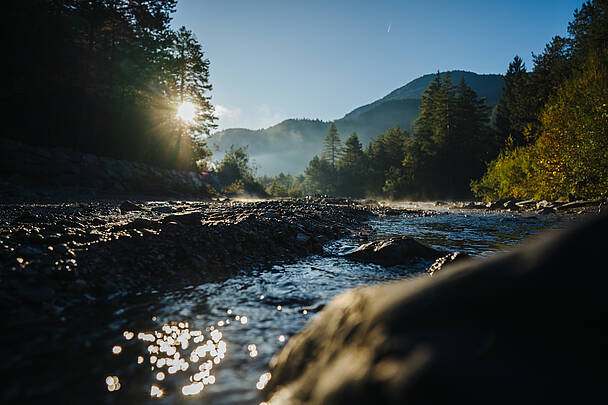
7 0 216 171
246 74 495 199
258 0 608 201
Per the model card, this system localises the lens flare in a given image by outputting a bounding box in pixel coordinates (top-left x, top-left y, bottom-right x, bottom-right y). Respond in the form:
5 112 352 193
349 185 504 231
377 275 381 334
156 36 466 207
177 102 196 122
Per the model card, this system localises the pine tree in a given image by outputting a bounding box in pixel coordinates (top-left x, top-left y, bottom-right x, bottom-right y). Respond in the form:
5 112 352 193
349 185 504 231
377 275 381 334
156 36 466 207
167 26 217 137
493 56 535 147
337 133 368 197
322 122 342 168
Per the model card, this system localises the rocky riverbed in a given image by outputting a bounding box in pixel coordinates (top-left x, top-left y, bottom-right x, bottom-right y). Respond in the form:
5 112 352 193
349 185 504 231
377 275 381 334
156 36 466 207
0 198 440 327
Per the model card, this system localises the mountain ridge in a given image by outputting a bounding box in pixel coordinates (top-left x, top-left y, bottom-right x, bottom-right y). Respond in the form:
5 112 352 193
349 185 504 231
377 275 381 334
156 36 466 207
209 70 504 175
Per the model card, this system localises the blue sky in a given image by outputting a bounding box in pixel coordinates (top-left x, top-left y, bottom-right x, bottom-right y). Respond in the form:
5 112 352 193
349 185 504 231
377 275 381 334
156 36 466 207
172 0 585 131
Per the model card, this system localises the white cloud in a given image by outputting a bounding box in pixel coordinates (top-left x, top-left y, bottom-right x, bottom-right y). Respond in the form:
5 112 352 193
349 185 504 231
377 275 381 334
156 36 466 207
215 104 241 119
255 104 286 129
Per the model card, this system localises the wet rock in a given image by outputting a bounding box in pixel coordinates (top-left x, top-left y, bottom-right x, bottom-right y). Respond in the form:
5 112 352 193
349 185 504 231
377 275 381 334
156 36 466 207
17 286 55 303
516 199 536 209
463 201 484 209
151 205 177 213
556 200 598 211
536 200 554 210
296 233 310 243
127 218 157 229
13 212 40 223
119 200 145 213
265 214 608 405
536 207 556 215
486 201 503 209
52 243 75 258
15 246 44 258
345 236 440 266
426 251 470 276
164 211 203 226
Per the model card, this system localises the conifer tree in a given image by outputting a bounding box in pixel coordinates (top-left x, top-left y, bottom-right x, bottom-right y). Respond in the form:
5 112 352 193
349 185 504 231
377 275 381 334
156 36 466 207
322 122 342 168
338 133 368 197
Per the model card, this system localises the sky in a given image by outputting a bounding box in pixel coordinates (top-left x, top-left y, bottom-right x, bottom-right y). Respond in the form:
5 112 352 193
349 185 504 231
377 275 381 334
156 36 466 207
172 0 585 132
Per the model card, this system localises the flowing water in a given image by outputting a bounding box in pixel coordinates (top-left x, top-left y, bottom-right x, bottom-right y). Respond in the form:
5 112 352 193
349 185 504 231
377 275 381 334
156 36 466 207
10 210 573 404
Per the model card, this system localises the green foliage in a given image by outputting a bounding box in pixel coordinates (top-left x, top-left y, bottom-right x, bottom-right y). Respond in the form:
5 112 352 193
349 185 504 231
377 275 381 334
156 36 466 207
533 51 608 199
337 133 368 197
6 0 215 171
471 145 536 200
404 74 494 198
216 146 266 196
322 123 342 169
259 172 301 197
367 127 410 196
222 180 245 196
303 156 334 195
474 0 608 201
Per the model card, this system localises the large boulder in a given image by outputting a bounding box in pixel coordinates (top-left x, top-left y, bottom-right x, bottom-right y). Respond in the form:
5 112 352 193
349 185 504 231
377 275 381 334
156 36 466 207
344 236 441 266
264 214 607 405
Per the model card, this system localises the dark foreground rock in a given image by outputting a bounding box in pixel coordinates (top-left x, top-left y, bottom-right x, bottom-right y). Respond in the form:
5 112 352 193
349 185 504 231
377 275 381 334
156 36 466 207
344 236 441 266
264 214 607 405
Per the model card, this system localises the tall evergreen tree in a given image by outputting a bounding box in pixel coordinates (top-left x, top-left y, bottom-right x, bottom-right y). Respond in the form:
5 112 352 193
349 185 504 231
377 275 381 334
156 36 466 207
167 27 217 136
493 56 535 147
337 133 368 197
322 123 342 168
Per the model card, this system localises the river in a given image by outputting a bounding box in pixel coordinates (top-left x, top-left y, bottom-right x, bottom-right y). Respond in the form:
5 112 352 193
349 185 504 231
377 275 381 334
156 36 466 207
9 209 572 404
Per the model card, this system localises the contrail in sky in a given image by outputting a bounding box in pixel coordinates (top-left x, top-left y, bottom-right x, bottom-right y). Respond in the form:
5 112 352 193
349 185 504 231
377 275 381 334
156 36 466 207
387 23 391 33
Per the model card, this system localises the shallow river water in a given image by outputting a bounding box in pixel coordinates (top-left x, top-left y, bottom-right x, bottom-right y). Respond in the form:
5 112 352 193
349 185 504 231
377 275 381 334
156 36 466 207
13 210 573 404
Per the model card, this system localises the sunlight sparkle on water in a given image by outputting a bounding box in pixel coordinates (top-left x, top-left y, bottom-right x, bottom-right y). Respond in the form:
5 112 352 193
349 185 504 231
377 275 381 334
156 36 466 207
107 316 251 399
106 376 120 392
256 372 272 390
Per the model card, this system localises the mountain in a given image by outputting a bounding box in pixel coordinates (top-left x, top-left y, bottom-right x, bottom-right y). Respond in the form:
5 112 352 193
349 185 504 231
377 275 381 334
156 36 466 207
209 71 504 175
343 70 504 120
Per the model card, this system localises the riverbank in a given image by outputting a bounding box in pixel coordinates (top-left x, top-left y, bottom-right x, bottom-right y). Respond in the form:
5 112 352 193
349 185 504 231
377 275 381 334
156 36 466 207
1 198 440 328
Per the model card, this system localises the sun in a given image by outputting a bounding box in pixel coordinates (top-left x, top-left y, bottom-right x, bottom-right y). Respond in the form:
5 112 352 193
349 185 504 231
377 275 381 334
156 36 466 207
177 101 196 122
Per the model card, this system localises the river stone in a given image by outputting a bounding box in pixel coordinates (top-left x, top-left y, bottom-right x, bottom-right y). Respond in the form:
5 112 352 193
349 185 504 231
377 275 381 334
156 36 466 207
296 233 310 243
536 207 556 215
426 251 470 276
556 200 597 211
164 211 203 226
265 214 608 405
119 200 144 213
344 236 440 266
15 246 44 258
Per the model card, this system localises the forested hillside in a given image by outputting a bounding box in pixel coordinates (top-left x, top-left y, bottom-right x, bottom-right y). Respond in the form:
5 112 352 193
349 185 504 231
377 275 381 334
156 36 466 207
209 71 503 175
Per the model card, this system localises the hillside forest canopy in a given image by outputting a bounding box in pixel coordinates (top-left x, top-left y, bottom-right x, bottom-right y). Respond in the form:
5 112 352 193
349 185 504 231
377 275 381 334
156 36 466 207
7 0 216 171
